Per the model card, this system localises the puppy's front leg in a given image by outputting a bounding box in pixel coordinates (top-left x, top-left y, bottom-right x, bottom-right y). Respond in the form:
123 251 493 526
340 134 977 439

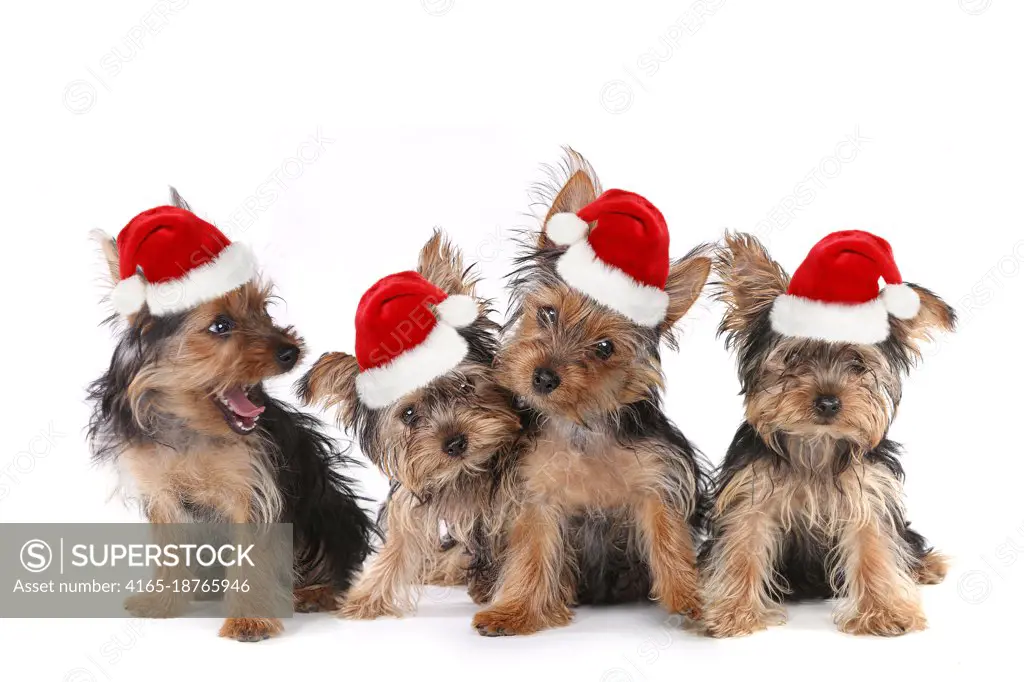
472 501 571 636
219 499 284 642
634 494 701 620
339 490 430 619
702 469 786 638
833 486 925 636
124 498 191 620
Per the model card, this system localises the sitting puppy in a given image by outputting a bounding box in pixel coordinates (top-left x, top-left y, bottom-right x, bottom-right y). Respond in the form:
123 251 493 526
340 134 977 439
702 231 954 637
298 232 521 618
87 190 375 641
471 150 712 636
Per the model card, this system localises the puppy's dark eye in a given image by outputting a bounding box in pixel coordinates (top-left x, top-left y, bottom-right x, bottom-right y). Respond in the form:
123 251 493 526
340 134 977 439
400 406 416 425
459 379 475 394
208 315 234 336
850 359 868 375
594 339 615 360
537 306 558 327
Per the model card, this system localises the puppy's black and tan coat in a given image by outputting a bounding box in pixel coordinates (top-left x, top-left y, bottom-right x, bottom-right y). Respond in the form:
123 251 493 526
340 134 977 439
472 150 712 636
87 191 374 641
298 232 522 618
702 232 953 637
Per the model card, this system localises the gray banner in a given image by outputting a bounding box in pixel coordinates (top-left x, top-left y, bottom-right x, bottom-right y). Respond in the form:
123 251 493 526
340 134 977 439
0 523 293 618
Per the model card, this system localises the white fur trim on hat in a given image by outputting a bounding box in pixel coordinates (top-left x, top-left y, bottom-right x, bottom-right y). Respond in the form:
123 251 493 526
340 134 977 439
881 283 920 320
545 212 589 246
555 239 669 327
112 242 257 317
435 294 478 328
355 323 469 409
111 274 147 316
770 295 891 344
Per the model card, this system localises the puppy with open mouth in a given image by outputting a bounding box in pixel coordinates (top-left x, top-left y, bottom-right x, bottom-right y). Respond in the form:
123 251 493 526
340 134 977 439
87 189 376 641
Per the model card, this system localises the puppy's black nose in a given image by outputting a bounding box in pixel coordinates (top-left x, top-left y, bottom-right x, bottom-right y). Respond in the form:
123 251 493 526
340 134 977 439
813 395 842 417
532 367 561 395
443 435 468 458
276 344 300 370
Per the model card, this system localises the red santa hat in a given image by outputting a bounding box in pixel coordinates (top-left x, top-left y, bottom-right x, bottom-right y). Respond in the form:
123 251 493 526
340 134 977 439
111 206 257 316
544 189 670 326
769 230 921 344
353 271 479 409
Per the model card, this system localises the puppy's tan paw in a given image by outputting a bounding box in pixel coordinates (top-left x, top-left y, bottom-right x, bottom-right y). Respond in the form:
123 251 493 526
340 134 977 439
837 602 926 637
218 617 283 642
293 585 337 613
704 603 784 638
661 587 703 622
339 592 404 620
472 603 572 637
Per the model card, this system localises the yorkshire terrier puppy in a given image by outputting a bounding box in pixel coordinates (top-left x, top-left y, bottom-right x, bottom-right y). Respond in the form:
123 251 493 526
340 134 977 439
87 190 375 641
702 231 954 637
298 231 522 618
471 151 712 636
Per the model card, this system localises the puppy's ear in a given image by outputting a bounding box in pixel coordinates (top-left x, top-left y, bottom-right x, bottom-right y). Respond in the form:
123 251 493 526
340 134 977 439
90 230 120 285
544 170 598 224
417 229 476 296
713 232 790 335
168 186 192 212
895 284 957 350
296 352 361 428
660 251 711 333
539 149 601 248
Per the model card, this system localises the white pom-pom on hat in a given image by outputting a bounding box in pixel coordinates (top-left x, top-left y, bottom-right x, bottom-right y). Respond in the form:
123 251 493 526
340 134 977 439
111 274 147 315
545 212 589 246
882 282 921 320
435 294 479 328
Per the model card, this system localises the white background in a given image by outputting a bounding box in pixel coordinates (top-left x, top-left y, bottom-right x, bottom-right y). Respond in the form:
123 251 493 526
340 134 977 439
2 1 1022 680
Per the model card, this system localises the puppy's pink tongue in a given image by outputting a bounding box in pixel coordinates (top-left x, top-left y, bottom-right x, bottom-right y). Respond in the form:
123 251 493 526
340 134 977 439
223 386 265 417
